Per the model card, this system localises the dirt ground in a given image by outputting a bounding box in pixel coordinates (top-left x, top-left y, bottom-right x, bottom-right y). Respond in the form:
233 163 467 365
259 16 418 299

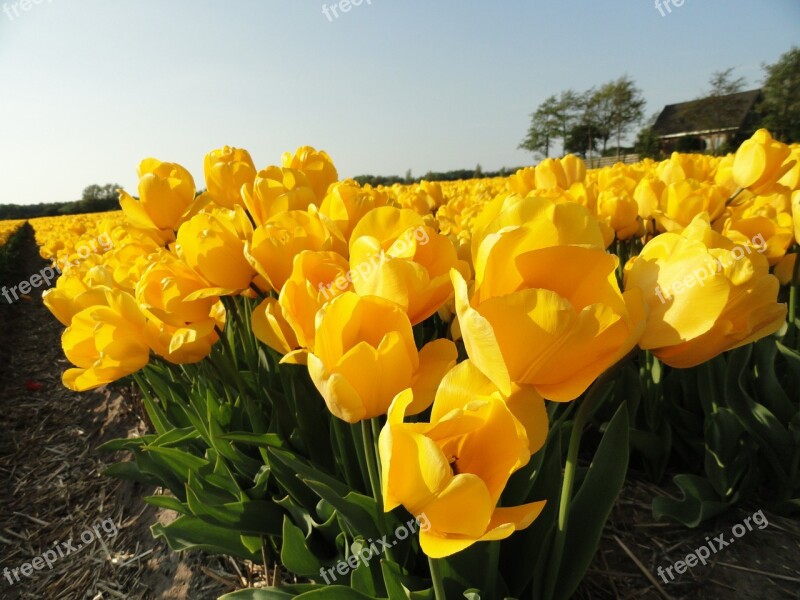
1 225 798 599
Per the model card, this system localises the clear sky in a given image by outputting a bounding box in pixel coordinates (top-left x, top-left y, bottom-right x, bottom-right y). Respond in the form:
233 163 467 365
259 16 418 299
0 0 798 205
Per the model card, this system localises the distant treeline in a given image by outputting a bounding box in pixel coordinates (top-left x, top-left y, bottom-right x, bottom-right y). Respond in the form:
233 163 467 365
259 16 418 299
353 166 523 187
0 184 121 220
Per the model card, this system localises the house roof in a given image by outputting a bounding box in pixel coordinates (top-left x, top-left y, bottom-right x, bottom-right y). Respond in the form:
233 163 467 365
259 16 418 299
652 89 762 138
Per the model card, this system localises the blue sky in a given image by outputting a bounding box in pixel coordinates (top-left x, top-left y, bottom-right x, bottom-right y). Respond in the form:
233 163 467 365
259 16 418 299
0 0 797 205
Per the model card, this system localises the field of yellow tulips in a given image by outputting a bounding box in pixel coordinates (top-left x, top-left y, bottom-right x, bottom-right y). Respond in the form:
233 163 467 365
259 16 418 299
12 130 800 599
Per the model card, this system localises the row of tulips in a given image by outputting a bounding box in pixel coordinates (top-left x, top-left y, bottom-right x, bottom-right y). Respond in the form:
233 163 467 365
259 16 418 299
0 219 25 248
21 129 800 599
0 219 27 289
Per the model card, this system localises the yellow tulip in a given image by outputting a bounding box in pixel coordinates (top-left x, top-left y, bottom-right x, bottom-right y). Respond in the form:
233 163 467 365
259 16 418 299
245 208 343 293
320 180 395 242
379 360 546 558
633 174 665 222
733 129 793 194
453 197 644 401
242 166 318 226
135 252 224 327
61 288 151 391
203 146 257 209
281 146 339 202
624 214 786 368
507 167 537 196
349 206 471 325
723 213 793 266
119 158 196 242
775 254 799 286
654 180 727 232
777 146 800 191
143 312 223 364
176 206 256 292
307 292 457 423
43 274 110 326
251 250 351 357
596 175 644 240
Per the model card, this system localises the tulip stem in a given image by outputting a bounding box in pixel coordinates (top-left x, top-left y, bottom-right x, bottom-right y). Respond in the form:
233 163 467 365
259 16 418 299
361 419 396 564
726 187 744 205
790 246 800 348
428 556 447 600
361 419 383 507
544 368 615 599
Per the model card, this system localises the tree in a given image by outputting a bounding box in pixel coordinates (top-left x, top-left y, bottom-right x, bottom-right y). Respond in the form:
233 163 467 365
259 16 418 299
635 113 662 159
565 123 599 158
760 46 800 143
590 85 615 155
519 91 579 158
519 96 559 158
602 76 646 159
692 68 747 153
707 68 745 96
567 88 602 158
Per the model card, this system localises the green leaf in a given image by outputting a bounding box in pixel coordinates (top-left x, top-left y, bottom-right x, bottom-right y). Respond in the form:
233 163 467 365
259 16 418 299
96 436 150 452
725 346 792 482
142 445 209 480
380 560 434 600
281 516 325 577
652 474 731 527
151 427 202 448
151 515 260 561
776 341 800 395
267 448 351 498
295 587 383 599
301 479 382 541
143 495 190 515
185 482 283 537
219 432 286 449
501 428 562 598
102 461 161 486
219 585 325 600
753 338 795 422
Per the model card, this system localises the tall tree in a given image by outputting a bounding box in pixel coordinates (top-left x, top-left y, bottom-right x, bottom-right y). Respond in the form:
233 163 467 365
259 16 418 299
590 84 616 155
519 91 580 158
606 76 646 159
692 68 747 153
760 46 800 143
519 95 560 158
568 88 602 158
707 68 746 96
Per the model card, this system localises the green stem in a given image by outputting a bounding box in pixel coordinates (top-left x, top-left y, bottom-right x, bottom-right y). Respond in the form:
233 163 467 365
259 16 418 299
360 418 396 563
485 538 500 600
332 418 359 489
543 367 617 599
428 556 447 600
361 419 384 510
726 187 744 205
789 246 800 348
